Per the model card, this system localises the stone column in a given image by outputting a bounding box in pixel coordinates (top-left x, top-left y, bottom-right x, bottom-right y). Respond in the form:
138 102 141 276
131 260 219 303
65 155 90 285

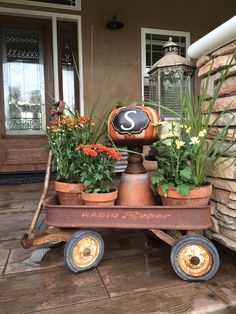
197 41 236 251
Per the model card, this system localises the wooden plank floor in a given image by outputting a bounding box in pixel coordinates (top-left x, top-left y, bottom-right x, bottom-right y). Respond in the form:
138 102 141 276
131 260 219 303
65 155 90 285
0 183 236 314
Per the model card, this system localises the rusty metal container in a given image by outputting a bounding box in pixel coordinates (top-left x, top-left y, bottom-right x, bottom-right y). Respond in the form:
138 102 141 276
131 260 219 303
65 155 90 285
44 196 211 230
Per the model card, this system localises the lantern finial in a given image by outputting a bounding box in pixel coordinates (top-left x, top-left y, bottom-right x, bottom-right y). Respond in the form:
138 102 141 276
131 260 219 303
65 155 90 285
163 37 179 55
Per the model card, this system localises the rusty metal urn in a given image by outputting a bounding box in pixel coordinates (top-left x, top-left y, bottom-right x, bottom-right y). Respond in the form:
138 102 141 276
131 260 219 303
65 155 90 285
108 105 160 205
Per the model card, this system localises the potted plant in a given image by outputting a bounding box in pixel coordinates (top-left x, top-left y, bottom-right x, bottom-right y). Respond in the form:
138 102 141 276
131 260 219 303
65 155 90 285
149 61 236 206
75 143 121 206
151 120 214 206
47 111 95 205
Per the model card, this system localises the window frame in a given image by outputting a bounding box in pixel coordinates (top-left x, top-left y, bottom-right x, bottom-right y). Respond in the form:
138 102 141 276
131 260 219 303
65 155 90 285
0 0 81 11
0 7 85 139
1 24 49 135
141 28 191 101
0 6 84 128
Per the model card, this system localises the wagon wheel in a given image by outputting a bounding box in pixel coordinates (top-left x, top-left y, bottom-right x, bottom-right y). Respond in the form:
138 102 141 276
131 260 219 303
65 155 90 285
64 230 104 273
171 235 220 282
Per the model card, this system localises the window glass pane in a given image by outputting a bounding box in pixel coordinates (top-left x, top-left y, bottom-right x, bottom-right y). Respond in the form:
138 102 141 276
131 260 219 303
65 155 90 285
28 0 75 5
60 31 75 112
144 77 151 100
144 31 188 117
145 34 186 69
2 28 45 135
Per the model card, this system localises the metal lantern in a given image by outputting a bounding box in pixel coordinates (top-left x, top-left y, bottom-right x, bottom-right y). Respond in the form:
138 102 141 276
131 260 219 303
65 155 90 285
148 37 195 119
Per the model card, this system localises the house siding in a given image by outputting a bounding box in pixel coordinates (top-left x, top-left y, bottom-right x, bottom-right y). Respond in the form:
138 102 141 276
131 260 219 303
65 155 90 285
0 0 235 173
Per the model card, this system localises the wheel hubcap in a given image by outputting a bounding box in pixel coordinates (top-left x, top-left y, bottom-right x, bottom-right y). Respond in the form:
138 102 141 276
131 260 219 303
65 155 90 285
177 243 212 277
72 236 100 268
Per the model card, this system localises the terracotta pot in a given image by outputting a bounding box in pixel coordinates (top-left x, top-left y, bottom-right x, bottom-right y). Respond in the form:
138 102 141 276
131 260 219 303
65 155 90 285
157 183 212 206
54 181 84 205
116 173 155 205
82 190 118 206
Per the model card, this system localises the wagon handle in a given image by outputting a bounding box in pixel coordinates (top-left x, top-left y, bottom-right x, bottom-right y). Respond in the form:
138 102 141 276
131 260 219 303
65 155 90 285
21 150 52 248
21 101 65 248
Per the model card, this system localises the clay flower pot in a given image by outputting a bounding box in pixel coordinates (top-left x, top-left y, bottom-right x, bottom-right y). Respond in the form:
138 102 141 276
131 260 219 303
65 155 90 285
54 181 84 205
82 190 118 206
157 183 212 207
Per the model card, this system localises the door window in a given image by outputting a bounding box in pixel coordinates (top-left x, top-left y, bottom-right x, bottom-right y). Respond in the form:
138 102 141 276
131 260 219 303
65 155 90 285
58 22 79 113
141 28 190 118
2 28 46 135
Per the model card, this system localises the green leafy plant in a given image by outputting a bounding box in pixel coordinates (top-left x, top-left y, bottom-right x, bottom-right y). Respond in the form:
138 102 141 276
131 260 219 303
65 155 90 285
47 112 95 183
46 50 119 184
151 121 211 195
75 144 121 193
149 52 236 196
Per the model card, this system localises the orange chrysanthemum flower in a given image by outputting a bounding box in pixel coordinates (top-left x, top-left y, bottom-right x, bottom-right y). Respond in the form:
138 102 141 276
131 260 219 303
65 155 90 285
108 149 121 161
79 116 90 124
49 119 61 125
75 144 120 160
50 125 58 133
83 147 97 157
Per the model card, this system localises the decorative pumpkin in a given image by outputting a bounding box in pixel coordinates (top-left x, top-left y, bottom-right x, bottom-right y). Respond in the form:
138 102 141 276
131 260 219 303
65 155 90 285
108 106 160 145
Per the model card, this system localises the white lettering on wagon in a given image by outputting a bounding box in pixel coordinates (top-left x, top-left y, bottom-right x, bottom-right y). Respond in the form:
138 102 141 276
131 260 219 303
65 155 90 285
80 212 171 220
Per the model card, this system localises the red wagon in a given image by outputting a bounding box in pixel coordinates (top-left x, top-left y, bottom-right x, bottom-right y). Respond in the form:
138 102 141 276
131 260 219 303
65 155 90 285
21 188 219 282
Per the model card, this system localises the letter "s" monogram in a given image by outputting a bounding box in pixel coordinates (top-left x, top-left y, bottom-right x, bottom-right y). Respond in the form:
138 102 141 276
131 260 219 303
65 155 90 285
120 110 136 131
111 107 150 135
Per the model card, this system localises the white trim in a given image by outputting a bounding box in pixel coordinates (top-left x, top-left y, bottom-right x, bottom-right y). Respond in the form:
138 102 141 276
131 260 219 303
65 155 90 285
0 0 81 11
141 28 146 101
188 16 236 58
0 6 80 19
52 16 59 101
77 16 84 116
0 6 84 115
141 28 191 101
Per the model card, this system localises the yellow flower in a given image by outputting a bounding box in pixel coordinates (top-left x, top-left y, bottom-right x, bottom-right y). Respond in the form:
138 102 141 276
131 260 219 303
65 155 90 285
160 133 174 140
175 140 185 149
190 136 200 145
186 127 191 134
198 129 207 137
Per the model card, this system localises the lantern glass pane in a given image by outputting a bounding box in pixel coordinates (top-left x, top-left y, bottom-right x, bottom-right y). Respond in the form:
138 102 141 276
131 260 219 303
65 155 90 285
160 72 182 119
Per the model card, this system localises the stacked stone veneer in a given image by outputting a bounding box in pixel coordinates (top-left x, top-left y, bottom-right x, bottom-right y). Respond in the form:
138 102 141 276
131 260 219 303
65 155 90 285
197 41 236 251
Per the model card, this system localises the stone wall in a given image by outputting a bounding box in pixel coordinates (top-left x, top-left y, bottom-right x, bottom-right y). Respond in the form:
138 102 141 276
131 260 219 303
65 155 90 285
197 41 236 250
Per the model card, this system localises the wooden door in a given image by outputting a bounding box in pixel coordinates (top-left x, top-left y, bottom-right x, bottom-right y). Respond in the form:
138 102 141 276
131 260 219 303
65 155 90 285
0 16 53 173
0 17 80 173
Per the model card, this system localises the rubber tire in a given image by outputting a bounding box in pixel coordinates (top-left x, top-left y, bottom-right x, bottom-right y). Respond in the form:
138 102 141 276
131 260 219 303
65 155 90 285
64 230 104 273
171 235 220 282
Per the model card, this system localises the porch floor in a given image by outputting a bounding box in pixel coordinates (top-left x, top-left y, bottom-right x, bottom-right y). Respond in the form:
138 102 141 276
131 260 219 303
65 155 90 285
0 183 236 314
